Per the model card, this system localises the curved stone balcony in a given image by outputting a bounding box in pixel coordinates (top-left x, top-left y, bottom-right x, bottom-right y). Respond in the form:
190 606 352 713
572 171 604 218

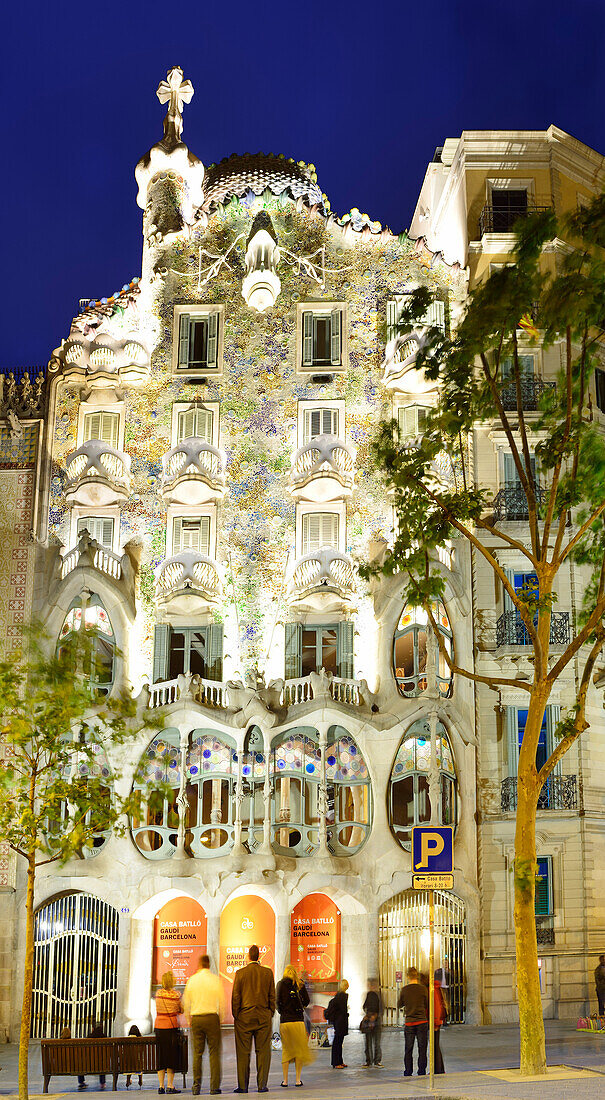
64 441 131 506
287 547 355 612
62 335 150 387
155 551 222 615
382 327 434 394
160 438 226 505
290 435 354 502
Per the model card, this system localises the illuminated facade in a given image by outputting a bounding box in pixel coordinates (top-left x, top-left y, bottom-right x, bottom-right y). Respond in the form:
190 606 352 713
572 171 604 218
1 80 604 1040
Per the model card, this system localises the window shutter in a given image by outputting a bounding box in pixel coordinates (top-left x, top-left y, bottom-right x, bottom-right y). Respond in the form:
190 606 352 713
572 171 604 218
284 622 302 680
330 309 342 366
205 623 223 682
83 412 119 448
177 407 213 443
423 298 446 333
535 858 551 915
322 513 339 548
506 707 519 778
302 312 314 367
83 412 101 442
206 312 218 369
177 408 196 442
503 568 515 614
386 299 398 343
337 621 354 680
153 624 170 683
174 517 210 554
199 516 210 556
172 517 183 554
77 517 114 547
546 705 562 776
305 409 319 441
178 313 191 369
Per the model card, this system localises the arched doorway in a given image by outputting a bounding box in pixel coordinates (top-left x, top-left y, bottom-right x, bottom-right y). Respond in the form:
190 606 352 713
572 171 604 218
379 889 466 1024
31 892 119 1038
219 895 275 1024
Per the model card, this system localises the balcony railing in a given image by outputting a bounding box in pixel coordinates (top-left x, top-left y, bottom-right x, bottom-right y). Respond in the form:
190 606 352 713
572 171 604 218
496 610 570 647
61 532 123 582
287 547 355 611
65 440 131 505
501 774 578 812
161 439 226 504
155 551 221 608
280 674 362 708
478 199 553 237
148 675 228 710
500 376 555 411
290 436 354 501
493 483 544 522
535 916 555 945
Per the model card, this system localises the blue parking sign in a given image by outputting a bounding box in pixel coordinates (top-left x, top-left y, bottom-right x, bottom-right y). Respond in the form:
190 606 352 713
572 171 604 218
412 826 453 873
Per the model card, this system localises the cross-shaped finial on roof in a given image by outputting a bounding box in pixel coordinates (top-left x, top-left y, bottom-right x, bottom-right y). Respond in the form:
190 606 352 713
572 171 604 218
156 66 194 148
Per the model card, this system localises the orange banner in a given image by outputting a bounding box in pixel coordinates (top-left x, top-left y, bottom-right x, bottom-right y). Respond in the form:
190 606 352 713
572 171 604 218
153 896 207 987
290 893 341 981
220 895 276 1024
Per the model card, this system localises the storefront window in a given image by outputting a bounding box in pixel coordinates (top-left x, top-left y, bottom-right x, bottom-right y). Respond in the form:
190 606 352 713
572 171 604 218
393 602 452 698
389 719 456 849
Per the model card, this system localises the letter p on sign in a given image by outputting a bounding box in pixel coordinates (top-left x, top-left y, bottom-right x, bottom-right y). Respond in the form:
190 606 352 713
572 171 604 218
412 826 453 873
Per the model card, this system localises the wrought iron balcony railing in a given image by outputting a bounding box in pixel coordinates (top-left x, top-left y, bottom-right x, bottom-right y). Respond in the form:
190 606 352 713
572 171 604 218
496 610 570 647
478 200 553 237
501 774 578 812
493 483 544 522
500 376 556 411
535 916 555 945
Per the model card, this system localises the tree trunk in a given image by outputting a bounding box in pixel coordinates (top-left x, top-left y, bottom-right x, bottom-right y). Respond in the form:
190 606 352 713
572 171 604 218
514 777 546 1075
18 853 35 1100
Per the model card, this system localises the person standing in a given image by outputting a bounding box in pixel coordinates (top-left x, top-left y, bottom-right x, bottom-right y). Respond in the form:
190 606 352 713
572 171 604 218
325 979 349 1069
231 944 276 1094
397 967 428 1077
183 954 224 1096
154 971 183 1095
361 979 382 1067
276 964 315 1087
595 956 605 1016
433 979 447 1075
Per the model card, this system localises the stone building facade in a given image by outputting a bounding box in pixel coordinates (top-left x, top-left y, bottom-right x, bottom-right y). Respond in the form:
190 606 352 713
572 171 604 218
1 77 604 1038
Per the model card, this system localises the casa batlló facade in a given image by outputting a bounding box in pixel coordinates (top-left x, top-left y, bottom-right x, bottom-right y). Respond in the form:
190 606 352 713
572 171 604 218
0 71 603 1040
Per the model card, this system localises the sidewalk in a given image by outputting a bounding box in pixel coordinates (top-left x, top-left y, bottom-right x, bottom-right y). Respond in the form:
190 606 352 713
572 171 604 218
2 1022 605 1100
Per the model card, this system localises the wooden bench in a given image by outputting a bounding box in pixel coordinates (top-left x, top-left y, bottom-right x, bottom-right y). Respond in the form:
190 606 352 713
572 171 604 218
41 1034 188 1093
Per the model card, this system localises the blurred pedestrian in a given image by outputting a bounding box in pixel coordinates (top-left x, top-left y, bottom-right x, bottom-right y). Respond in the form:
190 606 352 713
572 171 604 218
276 964 315 1086
78 1021 106 1091
397 968 428 1077
155 971 183 1095
595 955 605 1015
361 979 382 1067
183 954 223 1096
325 979 349 1069
433 979 447 1074
126 1024 142 1089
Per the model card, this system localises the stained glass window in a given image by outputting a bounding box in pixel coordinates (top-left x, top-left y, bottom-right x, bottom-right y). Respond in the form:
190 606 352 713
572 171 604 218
393 602 452 698
389 719 457 849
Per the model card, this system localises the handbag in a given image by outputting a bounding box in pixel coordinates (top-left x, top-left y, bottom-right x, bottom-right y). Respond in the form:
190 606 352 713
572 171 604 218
359 1015 375 1034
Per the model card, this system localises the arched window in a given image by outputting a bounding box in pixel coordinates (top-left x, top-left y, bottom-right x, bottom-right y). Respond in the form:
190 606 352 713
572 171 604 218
389 719 457 849
58 594 115 696
326 726 371 855
49 735 113 858
270 726 371 857
131 729 238 859
393 602 452 698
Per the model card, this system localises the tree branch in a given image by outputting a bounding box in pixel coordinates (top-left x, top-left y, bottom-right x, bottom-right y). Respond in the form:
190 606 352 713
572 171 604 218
539 628 605 783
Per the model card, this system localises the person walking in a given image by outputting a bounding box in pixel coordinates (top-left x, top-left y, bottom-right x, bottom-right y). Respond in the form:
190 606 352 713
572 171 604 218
361 979 382 1067
433 978 447 1075
183 954 224 1096
276 964 315 1087
595 956 605 1015
126 1024 143 1089
231 944 276 1094
154 971 183 1095
397 967 428 1077
325 979 349 1069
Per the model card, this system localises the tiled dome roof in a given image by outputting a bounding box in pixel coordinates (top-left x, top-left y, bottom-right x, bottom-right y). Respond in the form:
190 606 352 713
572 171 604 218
203 152 326 211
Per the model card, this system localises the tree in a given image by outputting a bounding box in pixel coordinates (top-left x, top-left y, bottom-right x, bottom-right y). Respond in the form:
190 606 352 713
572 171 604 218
364 196 605 1074
0 624 157 1100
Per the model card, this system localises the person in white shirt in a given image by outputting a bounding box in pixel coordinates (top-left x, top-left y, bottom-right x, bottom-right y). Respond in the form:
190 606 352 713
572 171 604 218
183 955 224 1095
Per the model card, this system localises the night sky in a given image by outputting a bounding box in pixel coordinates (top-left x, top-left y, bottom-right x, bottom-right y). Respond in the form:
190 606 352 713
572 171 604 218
2 0 604 368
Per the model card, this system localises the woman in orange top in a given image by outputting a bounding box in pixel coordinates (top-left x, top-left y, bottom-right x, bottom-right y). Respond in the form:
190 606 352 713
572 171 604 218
154 971 183 1094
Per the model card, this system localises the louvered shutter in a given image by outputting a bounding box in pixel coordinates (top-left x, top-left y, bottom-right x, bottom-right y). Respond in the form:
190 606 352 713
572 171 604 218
423 298 446 333
546 705 562 776
506 707 519 777
174 517 210 554
178 313 191 369
302 513 320 554
83 411 119 448
178 407 213 443
177 408 196 441
206 312 218 369
322 513 338 548
323 408 338 435
205 623 223 682
302 312 314 367
153 624 170 683
398 407 415 438
284 622 302 680
337 621 354 680
330 309 342 366
77 517 114 547
386 299 398 343
535 858 551 915
304 409 320 442
503 568 515 614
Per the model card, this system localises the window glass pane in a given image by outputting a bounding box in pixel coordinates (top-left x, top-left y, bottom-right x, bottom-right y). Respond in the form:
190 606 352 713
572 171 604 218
321 628 338 674
313 316 331 364
392 776 414 827
169 632 186 679
301 629 318 677
394 630 415 691
190 319 208 366
417 775 431 822
305 781 318 826
441 775 454 824
189 631 206 677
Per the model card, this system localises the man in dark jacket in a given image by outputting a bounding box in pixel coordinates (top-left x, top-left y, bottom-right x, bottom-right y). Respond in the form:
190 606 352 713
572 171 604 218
397 967 428 1077
595 955 605 1015
362 979 383 1067
231 945 276 1094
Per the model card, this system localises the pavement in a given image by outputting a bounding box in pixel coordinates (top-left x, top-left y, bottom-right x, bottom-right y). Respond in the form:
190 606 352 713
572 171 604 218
2 1022 605 1100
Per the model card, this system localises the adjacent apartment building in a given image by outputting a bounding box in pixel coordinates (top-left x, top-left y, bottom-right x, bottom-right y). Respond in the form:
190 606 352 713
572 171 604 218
0 75 604 1040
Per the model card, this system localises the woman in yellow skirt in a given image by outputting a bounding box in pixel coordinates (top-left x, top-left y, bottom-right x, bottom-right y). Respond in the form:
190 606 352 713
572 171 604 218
276 965 315 1087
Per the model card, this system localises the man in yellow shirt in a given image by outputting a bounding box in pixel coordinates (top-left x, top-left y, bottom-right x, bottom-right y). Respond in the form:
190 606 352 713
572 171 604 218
183 954 224 1095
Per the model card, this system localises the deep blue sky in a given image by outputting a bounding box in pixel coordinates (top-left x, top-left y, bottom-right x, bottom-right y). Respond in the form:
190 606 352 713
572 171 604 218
1 0 604 368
